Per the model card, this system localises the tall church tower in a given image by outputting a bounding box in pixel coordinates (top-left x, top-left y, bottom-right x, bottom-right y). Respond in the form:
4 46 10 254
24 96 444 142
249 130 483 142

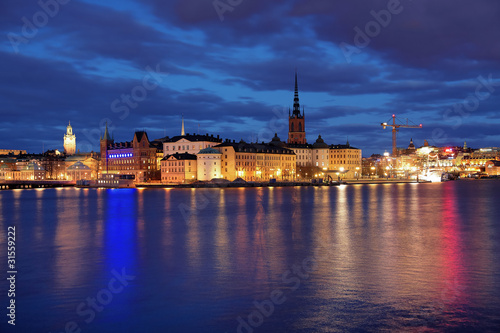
288 72 306 144
100 121 114 173
63 121 76 155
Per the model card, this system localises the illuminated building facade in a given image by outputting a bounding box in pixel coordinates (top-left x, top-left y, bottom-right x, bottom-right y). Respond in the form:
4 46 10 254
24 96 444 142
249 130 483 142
214 137 296 181
63 122 76 155
197 147 222 181
162 133 222 155
485 160 500 176
64 153 99 180
161 152 197 184
20 162 45 180
329 142 362 179
312 135 329 169
100 128 163 182
289 145 313 167
0 164 14 180
66 161 92 181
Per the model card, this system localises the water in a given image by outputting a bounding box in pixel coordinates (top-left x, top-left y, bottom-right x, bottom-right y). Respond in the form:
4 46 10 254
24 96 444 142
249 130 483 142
1 181 499 332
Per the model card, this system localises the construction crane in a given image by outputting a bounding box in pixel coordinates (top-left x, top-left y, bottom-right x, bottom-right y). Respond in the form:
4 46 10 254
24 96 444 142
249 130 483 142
381 114 422 156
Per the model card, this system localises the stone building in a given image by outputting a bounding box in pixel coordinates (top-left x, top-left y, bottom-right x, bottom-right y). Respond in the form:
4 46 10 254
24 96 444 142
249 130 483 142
197 147 222 181
66 161 92 181
20 162 45 180
99 123 163 182
161 152 197 184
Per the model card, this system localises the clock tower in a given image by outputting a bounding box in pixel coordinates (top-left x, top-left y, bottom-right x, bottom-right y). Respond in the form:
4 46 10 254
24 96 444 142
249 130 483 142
63 121 76 155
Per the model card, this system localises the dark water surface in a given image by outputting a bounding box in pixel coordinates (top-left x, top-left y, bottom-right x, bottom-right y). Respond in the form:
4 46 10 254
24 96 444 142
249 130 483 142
1 181 500 332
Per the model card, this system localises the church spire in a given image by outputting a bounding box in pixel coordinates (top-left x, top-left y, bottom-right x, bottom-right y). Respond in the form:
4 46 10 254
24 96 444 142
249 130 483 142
103 121 111 141
293 70 301 116
181 114 185 136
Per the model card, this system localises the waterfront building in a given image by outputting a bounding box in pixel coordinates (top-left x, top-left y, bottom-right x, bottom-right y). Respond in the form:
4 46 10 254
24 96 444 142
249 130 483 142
66 161 92 181
329 141 362 179
162 133 222 156
63 121 76 155
0 156 17 171
460 148 500 174
215 140 256 181
288 138 361 179
100 125 163 182
214 136 296 181
312 135 330 169
39 154 67 180
485 160 500 176
14 158 31 171
159 115 223 155
160 152 197 184
197 147 222 181
288 144 312 167
20 162 45 180
0 164 14 180
254 142 294 180
64 153 99 180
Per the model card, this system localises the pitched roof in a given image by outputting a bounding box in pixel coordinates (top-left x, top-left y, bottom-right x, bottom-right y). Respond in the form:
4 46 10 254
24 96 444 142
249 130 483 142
162 152 197 161
67 161 91 170
214 141 295 154
161 133 222 143
134 131 149 143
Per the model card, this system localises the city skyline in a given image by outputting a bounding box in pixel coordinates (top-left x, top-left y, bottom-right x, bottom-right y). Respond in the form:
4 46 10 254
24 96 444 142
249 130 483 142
2 0 500 156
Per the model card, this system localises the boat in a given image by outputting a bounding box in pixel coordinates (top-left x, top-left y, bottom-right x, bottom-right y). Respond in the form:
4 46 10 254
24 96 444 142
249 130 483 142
419 168 444 182
76 174 136 188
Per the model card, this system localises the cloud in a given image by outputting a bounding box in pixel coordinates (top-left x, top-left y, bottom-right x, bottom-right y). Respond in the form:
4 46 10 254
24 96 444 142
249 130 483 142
0 0 499 156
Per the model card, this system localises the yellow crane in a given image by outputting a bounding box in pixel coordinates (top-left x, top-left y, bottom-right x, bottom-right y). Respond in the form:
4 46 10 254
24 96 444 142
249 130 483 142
381 114 422 156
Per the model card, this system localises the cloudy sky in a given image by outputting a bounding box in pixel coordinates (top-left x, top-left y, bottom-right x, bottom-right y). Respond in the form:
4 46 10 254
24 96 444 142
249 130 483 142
1 0 500 156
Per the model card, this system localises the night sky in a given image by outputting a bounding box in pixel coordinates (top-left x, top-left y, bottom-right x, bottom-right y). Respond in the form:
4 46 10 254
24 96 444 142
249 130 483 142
2 0 500 156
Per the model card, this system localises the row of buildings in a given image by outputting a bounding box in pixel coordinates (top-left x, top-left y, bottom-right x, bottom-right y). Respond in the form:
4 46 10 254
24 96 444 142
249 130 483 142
20 73 500 182
363 139 500 178
1 73 363 184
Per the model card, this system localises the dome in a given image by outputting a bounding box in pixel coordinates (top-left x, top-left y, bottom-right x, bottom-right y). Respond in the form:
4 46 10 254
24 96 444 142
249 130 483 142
270 133 286 147
312 135 329 148
408 138 415 150
198 147 222 154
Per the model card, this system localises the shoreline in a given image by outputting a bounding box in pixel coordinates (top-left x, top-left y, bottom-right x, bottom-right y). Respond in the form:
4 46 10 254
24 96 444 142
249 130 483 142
2 178 498 191
134 179 421 189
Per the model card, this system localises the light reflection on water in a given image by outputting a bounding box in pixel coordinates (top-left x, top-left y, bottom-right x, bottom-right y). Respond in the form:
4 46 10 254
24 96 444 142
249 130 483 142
0 181 499 332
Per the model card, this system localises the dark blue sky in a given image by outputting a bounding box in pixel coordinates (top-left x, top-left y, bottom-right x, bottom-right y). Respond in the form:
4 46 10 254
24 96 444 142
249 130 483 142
2 0 500 156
